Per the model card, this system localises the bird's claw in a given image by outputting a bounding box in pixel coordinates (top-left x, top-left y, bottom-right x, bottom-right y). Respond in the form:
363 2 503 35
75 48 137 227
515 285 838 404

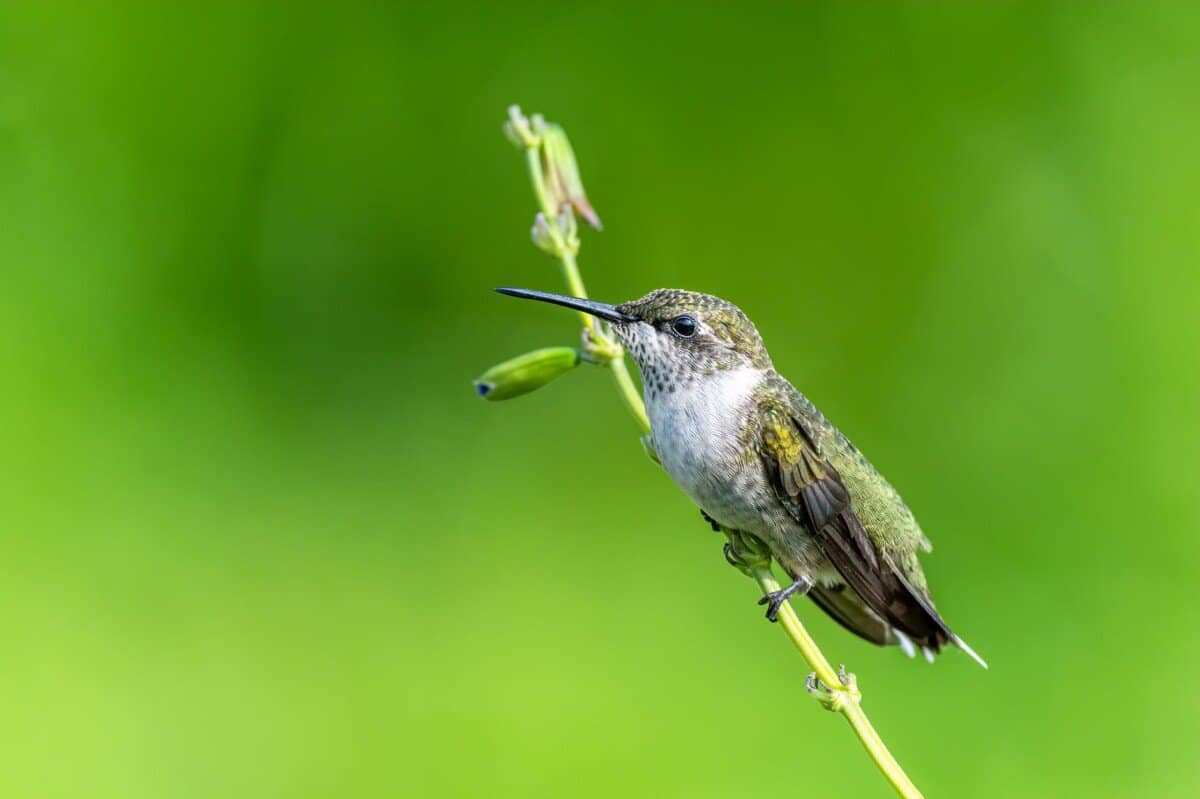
757 576 813 622
757 591 787 622
720 531 771 577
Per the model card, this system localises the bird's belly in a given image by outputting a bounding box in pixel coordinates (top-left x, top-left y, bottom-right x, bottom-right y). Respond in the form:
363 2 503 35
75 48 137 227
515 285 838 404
672 451 763 529
648 382 828 579
657 429 827 577
652 416 767 533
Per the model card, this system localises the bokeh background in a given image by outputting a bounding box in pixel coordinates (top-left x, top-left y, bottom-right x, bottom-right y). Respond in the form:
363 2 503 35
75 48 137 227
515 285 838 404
3 3 1199 797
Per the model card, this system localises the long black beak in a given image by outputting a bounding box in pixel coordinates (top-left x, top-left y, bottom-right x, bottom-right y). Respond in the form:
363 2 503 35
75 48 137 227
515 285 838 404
495 287 637 323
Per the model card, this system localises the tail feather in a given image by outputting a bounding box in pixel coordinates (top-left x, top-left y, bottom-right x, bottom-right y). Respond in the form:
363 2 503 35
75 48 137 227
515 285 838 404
892 629 917 659
886 555 988 669
950 633 989 670
808 584 893 646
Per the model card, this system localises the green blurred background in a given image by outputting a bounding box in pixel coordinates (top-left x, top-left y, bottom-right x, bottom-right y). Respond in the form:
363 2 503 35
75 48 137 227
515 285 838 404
3 3 1199 797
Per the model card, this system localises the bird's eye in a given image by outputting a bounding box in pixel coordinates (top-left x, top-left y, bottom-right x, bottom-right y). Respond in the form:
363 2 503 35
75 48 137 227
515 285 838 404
670 315 698 338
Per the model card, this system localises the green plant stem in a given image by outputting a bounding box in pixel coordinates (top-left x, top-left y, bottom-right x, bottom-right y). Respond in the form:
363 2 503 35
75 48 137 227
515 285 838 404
608 356 650 433
523 139 649 432
524 146 555 231
557 246 648 428
526 147 598 336
753 567 924 799
514 114 922 798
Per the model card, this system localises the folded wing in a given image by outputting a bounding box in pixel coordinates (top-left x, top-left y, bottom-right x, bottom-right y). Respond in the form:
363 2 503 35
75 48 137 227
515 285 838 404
757 398 957 655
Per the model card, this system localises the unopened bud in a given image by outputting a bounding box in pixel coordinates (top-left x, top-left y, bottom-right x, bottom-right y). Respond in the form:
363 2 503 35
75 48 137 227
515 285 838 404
556 204 579 254
503 104 539 149
539 123 603 230
530 212 562 255
502 120 525 148
474 347 580 401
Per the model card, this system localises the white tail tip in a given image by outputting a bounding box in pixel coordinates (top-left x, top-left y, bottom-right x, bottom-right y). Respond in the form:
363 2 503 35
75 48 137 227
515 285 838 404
953 635 989 669
894 630 917 658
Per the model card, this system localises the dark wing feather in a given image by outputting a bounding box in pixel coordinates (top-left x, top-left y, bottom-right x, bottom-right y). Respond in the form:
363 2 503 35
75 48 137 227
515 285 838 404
759 405 847 533
758 399 949 651
807 584 893 646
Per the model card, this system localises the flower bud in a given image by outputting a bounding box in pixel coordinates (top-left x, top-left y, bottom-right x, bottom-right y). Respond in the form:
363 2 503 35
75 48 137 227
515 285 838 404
503 104 538 149
539 123 603 230
530 212 561 255
474 347 581 401
556 204 579 254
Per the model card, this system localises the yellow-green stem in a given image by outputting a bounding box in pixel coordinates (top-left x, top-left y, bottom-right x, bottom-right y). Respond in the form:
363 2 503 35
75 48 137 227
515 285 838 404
609 356 650 433
526 146 600 336
753 567 924 799
524 146 555 225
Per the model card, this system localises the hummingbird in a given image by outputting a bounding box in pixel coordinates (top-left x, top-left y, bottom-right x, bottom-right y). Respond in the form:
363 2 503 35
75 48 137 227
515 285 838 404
496 286 986 668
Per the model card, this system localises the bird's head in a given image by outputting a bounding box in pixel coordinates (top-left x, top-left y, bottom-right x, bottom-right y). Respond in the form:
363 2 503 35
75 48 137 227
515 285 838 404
496 287 771 392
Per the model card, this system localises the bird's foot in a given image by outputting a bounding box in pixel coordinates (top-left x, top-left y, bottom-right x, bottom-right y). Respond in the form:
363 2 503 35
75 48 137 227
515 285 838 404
701 509 722 532
757 576 813 622
804 666 861 712
721 531 771 577
722 541 739 566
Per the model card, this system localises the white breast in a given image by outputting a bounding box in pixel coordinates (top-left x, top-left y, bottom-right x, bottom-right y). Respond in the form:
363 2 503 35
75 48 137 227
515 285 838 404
647 368 764 514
